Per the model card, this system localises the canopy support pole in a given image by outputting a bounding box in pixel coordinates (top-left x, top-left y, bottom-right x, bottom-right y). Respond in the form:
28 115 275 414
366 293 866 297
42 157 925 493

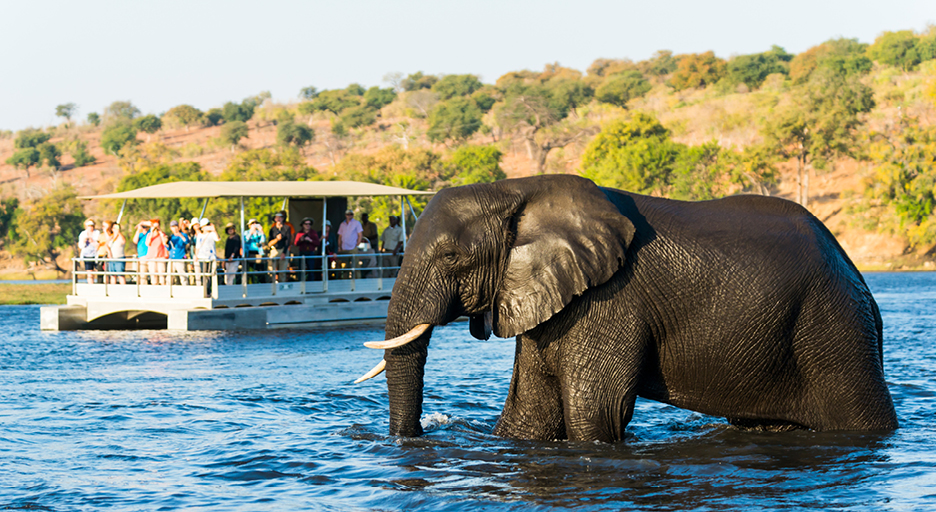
116 199 128 225
239 196 245 236
322 197 328 292
400 195 406 252
199 198 210 220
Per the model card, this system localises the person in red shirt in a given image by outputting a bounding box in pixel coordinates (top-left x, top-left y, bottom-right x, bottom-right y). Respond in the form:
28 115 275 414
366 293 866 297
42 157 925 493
294 217 321 281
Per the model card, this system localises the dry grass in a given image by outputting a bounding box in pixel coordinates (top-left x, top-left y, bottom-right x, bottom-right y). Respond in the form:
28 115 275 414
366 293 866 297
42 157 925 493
0 283 69 305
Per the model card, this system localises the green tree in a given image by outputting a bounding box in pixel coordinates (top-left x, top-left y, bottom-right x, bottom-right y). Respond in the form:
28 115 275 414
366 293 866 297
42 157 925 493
725 46 793 89
215 148 320 222
0 197 19 245
401 71 438 91
37 142 61 169
219 120 249 152
276 119 314 148
133 114 162 141
450 145 505 185
580 113 681 195
9 183 85 273
163 105 203 131
669 51 727 90
55 103 77 125
790 38 872 84
70 141 96 168
495 78 595 173
345 83 366 96
204 108 224 126
221 101 255 123
643 50 679 77
868 30 923 71
6 148 40 178
101 120 139 155
299 86 319 100
763 69 875 207
364 86 397 110
14 129 51 149
337 105 377 129
116 161 208 223
431 74 483 100
427 97 483 145
104 100 140 120
306 89 361 115
594 70 652 108
86 112 101 126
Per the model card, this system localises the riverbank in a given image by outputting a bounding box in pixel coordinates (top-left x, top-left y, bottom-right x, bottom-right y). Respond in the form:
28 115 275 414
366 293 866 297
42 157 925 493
0 283 69 305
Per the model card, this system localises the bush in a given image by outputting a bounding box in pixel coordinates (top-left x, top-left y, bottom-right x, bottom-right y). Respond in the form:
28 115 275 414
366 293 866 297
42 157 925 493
221 101 255 123
104 101 140 121
204 108 224 126
219 120 249 148
868 30 923 71
431 74 483 100
427 97 483 144
101 120 139 155
276 119 314 148
364 86 397 110
164 105 203 129
338 105 377 129
669 52 727 90
70 141 95 167
450 145 505 185
594 70 652 108
86 112 101 126
133 114 162 134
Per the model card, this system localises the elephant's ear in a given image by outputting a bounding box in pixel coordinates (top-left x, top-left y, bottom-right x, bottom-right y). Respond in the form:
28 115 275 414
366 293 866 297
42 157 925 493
492 176 635 338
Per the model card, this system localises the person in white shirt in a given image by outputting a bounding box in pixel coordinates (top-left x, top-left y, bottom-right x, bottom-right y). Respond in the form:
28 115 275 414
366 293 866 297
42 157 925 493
77 219 99 284
194 219 220 295
380 215 406 277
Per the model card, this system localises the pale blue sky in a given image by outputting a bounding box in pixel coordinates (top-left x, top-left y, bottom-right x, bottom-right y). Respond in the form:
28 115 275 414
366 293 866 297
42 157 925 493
2 0 933 131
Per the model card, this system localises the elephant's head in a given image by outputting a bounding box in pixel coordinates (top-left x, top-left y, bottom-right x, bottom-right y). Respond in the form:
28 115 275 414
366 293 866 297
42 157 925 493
357 175 636 436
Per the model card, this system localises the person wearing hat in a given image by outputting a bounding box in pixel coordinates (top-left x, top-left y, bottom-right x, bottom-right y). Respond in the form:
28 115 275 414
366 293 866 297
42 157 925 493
222 222 243 286
337 209 363 278
77 219 100 284
167 220 191 285
293 217 321 281
242 218 266 283
380 215 405 277
267 210 292 282
194 218 220 294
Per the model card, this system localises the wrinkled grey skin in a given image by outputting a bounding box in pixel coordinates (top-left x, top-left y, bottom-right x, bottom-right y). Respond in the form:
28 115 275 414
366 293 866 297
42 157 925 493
379 175 898 442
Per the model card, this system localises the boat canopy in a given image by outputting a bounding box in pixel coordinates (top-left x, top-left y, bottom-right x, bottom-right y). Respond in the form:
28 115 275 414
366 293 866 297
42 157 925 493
79 180 436 200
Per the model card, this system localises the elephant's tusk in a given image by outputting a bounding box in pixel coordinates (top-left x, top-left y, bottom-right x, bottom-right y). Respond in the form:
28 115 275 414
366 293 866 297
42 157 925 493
354 359 386 384
364 323 430 350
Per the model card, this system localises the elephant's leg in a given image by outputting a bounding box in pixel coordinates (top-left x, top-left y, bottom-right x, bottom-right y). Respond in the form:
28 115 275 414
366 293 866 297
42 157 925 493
493 334 566 441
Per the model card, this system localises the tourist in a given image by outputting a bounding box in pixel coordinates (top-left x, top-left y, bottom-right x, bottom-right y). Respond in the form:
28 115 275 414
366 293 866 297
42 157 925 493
195 218 220 294
361 213 379 251
380 215 405 277
267 211 292 282
223 223 242 286
132 220 151 284
293 217 321 281
107 222 127 285
77 219 99 284
242 218 266 284
143 219 169 285
96 220 112 282
167 220 191 285
337 209 363 278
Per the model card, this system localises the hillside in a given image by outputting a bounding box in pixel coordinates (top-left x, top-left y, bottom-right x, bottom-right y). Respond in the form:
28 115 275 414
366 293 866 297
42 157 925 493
4 30 936 276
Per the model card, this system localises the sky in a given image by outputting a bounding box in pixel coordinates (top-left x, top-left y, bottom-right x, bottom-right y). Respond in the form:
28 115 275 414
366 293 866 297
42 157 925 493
1 0 934 131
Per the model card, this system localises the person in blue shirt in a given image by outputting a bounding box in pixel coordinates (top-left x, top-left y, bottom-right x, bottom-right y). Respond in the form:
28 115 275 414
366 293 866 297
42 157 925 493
167 220 191 285
243 218 267 283
132 220 150 284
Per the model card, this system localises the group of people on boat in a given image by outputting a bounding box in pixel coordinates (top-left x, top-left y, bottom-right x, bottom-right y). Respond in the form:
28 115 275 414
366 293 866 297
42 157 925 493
75 209 407 287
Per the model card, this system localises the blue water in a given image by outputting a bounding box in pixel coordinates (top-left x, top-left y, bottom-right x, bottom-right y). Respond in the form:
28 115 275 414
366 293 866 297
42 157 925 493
1 272 934 510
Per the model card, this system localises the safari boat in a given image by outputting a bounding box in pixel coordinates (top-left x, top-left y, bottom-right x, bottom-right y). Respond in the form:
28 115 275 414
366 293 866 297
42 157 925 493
40 181 432 331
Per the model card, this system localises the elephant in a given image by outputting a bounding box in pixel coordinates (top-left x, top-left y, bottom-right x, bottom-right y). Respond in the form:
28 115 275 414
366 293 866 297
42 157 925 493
356 175 898 442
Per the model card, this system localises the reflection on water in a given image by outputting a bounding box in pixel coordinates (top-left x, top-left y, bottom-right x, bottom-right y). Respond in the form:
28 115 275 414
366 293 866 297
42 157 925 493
1 272 935 510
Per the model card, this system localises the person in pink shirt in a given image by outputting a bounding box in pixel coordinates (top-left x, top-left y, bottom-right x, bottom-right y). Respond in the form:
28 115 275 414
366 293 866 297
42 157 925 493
143 219 169 285
337 209 363 278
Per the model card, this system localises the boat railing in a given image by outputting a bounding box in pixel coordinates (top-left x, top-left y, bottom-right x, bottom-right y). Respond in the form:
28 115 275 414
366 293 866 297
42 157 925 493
70 252 401 300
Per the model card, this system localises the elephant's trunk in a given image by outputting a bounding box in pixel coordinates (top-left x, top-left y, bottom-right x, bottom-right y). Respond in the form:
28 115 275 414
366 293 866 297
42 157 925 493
384 329 430 436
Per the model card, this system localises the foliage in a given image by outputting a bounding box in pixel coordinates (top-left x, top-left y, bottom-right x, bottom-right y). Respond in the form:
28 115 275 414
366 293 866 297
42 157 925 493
450 145 505 185
133 114 162 134
669 51 727 90
363 86 397 110
337 105 377 130
70 141 96 167
221 101 255 123
14 129 51 149
219 120 249 147
215 149 321 223
276 119 314 148
345 83 366 96
5 148 39 176
305 89 361 115
427 97 483 144
790 38 872 84
594 70 652 108
100 120 139 155
725 46 793 89
55 103 77 123
86 112 100 126
37 142 61 169
868 30 925 71
471 87 498 112
862 123 936 246
431 74 483 100
163 104 203 129
0 197 19 243
299 86 319 100
8 184 85 272
204 108 225 126
402 71 438 91
116 162 208 223
104 101 140 120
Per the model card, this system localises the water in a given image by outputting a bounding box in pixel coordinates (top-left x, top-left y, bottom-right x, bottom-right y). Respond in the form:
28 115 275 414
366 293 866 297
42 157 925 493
1 272 934 510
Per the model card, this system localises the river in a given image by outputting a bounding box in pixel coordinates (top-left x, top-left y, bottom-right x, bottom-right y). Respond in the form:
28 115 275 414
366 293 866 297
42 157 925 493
1 272 934 510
